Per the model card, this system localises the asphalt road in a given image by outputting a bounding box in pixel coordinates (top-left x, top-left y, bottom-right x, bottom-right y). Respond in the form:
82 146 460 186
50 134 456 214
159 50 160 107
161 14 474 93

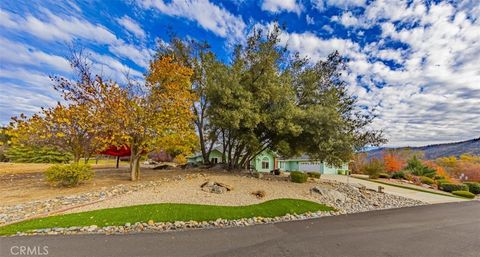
1 201 479 257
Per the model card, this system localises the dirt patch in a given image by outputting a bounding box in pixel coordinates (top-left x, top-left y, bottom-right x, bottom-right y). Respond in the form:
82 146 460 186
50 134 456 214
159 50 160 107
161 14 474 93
0 167 203 206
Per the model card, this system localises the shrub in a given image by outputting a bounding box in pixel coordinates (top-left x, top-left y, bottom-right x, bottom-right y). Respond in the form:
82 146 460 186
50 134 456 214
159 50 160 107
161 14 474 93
436 179 451 186
379 173 390 178
364 159 384 179
420 176 435 185
5 146 72 163
45 164 94 187
464 182 480 194
391 171 406 179
337 170 349 175
440 183 468 193
434 175 445 180
307 172 321 179
290 171 308 183
452 191 476 199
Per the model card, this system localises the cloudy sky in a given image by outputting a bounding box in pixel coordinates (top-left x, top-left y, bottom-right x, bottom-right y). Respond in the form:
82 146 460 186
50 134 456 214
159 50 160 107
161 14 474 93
1 0 479 147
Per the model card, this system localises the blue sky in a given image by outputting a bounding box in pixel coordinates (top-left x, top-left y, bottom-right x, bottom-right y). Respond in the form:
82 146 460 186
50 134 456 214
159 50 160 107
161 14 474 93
1 0 479 147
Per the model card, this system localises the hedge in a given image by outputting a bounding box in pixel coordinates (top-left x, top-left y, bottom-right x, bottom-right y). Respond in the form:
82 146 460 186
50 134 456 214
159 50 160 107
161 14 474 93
391 171 406 179
420 176 435 185
440 183 468 193
464 182 480 195
452 191 476 199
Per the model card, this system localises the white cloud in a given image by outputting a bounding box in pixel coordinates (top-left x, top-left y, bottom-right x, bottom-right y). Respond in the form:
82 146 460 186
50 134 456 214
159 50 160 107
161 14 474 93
322 24 334 33
88 51 144 83
0 9 152 68
117 15 146 39
140 0 246 41
261 0 480 147
312 0 367 11
0 38 71 73
332 11 361 27
261 0 303 15
306 14 315 25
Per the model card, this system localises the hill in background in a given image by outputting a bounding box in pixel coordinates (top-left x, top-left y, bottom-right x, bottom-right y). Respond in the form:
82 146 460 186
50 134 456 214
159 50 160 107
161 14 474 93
365 137 480 160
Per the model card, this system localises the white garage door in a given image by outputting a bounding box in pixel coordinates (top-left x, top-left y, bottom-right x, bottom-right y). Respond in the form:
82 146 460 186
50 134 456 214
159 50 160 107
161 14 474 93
298 161 321 172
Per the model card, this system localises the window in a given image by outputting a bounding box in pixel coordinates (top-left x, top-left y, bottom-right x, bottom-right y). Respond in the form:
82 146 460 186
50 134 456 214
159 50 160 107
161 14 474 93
261 157 269 169
211 157 218 164
280 162 284 169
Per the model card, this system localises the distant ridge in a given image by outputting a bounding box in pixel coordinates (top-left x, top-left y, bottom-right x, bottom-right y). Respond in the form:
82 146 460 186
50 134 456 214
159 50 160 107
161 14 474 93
365 137 480 160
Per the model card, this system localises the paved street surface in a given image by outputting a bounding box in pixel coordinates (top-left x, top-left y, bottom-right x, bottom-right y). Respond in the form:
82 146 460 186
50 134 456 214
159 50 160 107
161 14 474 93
322 174 466 204
1 201 478 257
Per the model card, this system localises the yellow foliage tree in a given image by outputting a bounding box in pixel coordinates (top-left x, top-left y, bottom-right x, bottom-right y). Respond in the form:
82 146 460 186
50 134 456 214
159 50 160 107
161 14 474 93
7 102 102 163
94 56 198 180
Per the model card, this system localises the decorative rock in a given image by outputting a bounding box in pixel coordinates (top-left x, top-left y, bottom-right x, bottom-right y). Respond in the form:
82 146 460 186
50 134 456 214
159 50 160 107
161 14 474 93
200 181 232 194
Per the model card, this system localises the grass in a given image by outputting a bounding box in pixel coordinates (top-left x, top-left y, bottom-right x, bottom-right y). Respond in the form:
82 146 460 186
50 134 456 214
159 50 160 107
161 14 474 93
352 176 464 199
0 199 333 235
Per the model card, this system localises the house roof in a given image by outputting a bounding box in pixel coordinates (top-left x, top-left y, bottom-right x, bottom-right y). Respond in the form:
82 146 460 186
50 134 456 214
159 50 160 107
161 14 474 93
278 154 315 161
187 147 223 159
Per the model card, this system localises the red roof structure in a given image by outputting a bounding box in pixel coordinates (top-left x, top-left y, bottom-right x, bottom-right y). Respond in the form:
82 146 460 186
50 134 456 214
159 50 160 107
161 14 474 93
99 145 131 157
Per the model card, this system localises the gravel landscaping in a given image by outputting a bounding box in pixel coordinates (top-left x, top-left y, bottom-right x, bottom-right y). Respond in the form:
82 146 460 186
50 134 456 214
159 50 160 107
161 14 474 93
0 171 426 236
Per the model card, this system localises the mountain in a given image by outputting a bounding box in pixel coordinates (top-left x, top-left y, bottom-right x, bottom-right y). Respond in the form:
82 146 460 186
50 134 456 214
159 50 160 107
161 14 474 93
365 137 480 160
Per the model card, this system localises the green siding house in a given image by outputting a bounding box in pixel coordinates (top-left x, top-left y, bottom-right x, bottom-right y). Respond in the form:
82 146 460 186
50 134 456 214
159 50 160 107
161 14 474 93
187 148 277 172
187 149 348 174
187 148 223 164
278 156 349 174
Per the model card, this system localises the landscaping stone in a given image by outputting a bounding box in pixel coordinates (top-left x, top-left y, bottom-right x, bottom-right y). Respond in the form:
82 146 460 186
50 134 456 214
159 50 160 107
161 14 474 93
200 181 232 194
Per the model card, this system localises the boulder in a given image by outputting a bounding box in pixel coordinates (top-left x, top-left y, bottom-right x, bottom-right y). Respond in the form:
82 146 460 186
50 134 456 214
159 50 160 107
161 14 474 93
201 181 233 194
311 186 347 202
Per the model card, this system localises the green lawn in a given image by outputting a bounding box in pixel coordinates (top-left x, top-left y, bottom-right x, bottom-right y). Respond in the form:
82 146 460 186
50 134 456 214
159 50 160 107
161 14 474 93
0 199 333 235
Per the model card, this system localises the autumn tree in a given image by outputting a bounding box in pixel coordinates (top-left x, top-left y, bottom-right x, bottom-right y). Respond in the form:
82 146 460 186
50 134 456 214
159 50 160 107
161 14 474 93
423 160 450 180
383 150 405 172
350 152 368 174
56 55 197 180
7 103 101 163
157 38 224 165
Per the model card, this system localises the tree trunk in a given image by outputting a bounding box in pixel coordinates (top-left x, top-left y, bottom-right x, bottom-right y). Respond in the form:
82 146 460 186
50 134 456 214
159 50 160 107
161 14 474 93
116 156 120 169
73 153 81 164
130 144 140 181
131 156 140 181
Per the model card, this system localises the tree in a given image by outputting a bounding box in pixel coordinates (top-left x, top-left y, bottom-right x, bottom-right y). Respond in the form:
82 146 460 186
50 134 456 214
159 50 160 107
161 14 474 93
404 155 436 178
57 55 197 180
350 152 368 174
284 51 386 166
383 151 405 172
364 159 385 179
207 26 302 169
157 38 221 165
423 160 450 180
203 24 385 169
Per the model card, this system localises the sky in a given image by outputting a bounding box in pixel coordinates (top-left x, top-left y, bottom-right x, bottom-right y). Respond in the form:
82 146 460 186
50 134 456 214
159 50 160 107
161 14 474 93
0 0 479 147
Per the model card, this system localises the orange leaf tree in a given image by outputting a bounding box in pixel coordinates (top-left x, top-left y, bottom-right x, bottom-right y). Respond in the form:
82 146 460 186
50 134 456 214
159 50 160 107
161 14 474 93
94 56 197 180
383 152 404 172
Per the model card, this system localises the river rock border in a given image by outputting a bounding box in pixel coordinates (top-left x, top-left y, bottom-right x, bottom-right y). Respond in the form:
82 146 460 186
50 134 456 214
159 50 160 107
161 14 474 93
12 210 337 236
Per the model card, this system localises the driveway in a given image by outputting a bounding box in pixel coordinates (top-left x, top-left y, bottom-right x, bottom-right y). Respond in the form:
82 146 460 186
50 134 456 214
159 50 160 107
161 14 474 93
1 201 478 257
321 174 466 204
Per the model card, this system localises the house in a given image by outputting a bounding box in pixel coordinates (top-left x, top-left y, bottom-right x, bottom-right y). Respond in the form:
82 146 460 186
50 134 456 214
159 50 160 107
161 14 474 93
187 149 348 174
187 148 223 164
187 148 277 172
277 154 349 175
